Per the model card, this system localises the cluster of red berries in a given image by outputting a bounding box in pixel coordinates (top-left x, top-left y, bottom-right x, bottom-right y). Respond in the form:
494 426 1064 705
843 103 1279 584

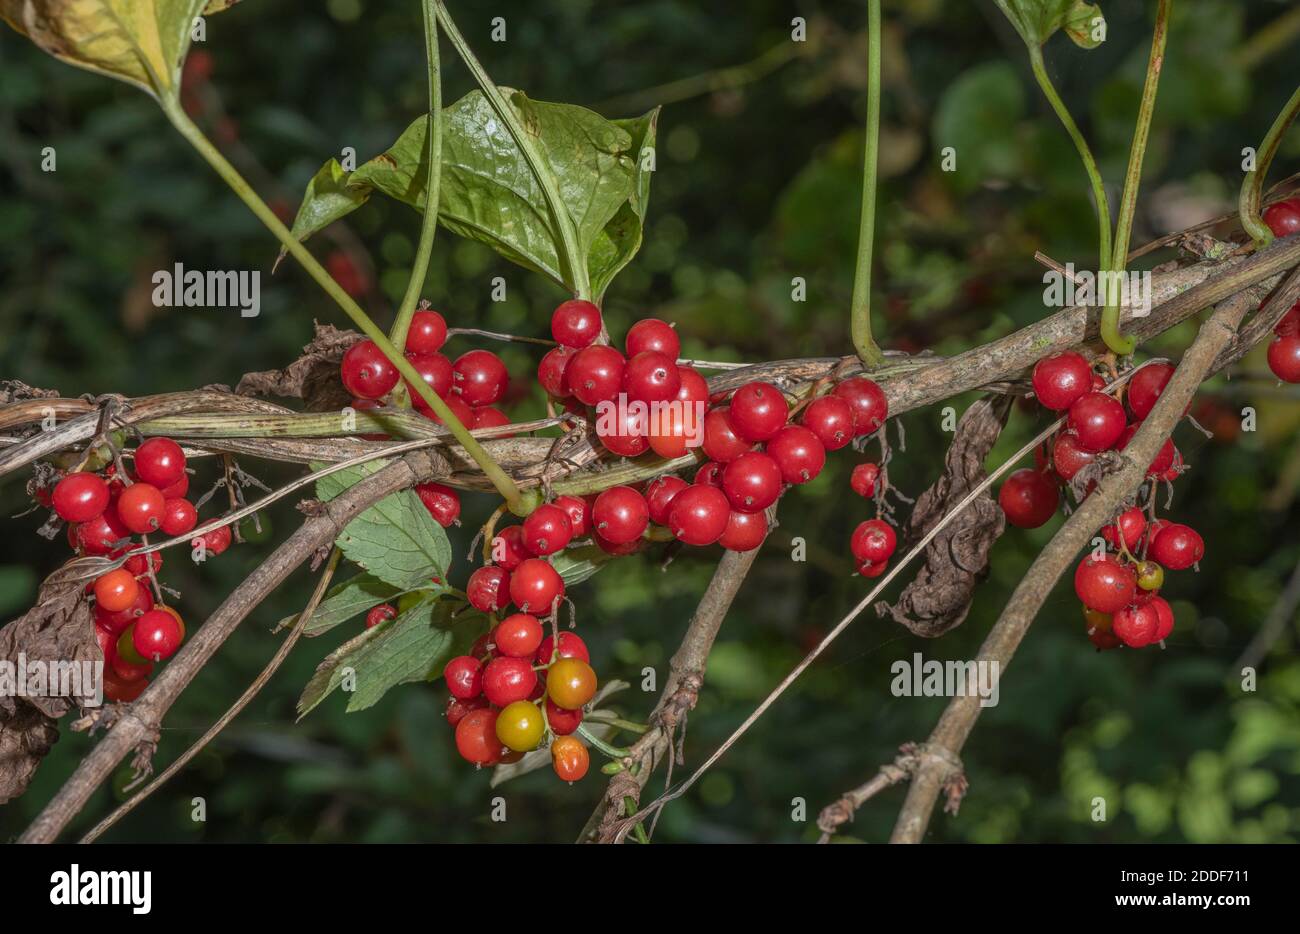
1263 198 1300 383
43 438 226 701
998 350 1204 650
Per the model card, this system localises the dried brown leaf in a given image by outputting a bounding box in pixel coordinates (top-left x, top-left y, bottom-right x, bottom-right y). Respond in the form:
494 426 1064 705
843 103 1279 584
235 322 361 411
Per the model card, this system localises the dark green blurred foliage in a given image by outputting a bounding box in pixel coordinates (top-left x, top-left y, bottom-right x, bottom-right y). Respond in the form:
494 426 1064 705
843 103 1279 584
2 0 1299 843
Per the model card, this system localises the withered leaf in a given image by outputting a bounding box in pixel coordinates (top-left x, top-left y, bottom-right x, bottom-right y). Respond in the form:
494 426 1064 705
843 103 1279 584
235 322 361 411
876 396 1012 638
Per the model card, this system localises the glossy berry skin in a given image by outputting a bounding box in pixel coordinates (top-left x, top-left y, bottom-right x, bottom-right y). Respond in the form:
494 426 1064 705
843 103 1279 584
452 350 509 406
366 604 397 629
94 570 140 614
832 378 888 436
545 698 583 736
482 656 537 707
551 299 603 348
1267 334 1300 383
552 735 590 781
1150 596 1175 641
645 475 688 526
851 463 881 499
115 627 149 667
1101 506 1146 552
547 657 597 710
624 351 681 404
53 472 110 523
424 391 474 428
1031 352 1092 411
626 317 680 360
94 623 117 663
467 565 510 614
592 486 649 544
1136 560 1165 592
1074 555 1137 614
1067 392 1126 451
404 351 453 404
494 613 544 658
1127 363 1174 419
765 425 825 484
851 519 897 563
595 402 650 457
998 468 1059 529
415 483 460 527
404 309 447 354
76 509 131 556
132 608 183 662
454 708 503 766
551 495 590 539
675 366 709 406
522 504 573 556
719 508 766 552
508 559 565 614
472 407 511 434
668 484 730 546
1114 425 1177 478
538 345 574 397
98 585 154 634
341 340 401 400
1051 432 1096 481
858 559 888 579
1150 523 1204 570
702 408 753 463
444 655 484 699
722 451 783 512
536 631 590 666
729 382 789 442
1263 199 1300 238
1276 301 1300 338
116 483 165 534
1112 603 1159 648
196 524 233 557
647 406 691 458
492 526 531 571
567 345 626 405
134 438 187 489
800 396 855 451
445 695 488 728
496 700 545 752
159 497 198 536
124 551 162 578
694 461 725 488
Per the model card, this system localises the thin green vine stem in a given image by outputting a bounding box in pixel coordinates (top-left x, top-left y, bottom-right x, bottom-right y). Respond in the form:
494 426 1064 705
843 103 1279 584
1027 45 1114 322
434 0 590 299
849 0 885 369
1105 0 1172 357
159 100 526 513
1240 83 1300 248
389 1 445 352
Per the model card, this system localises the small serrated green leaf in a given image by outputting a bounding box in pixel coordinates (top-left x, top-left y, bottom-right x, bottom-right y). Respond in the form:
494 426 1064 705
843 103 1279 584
274 571 401 637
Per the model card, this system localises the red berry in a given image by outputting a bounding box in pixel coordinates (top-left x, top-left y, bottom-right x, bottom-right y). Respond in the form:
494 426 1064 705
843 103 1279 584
115 483 165 534
94 570 140 614
1267 334 1300 383
1031 352 1092 411
159 497 198 536
52 472 110 523
721 451 783 512
366 604 396 629
403 351 453 405
567 345 626 405
850 463 880 499
595 401 650 457
1112 603 1160 648
424 391 473 428
195 524 232 557
134 438 187 489
341 340 401 400
850 519 897 563
492 525 531 570
538 345 575 397
132 608 183 662
536 631 590 665
718 508 767 552
1067 392 1126 451
858 559 888 579
94 622 117 662
551 299 602 348
553 495 590 539
592 486 649 544
444 655 484 699
765 425 825 484
1114 424 1177 477
551 735 590 781
675 366 709 406
625 318 680 360
1051 431 1096 481
522 503 573 556
111 649 152 683
452 349 508 406
1100 506 1146 552
1275 301 1300 337
508 558 565 614
729 382 789 442
668 484 730 546
482 655 538 707
1073 555 1137 614
454 707 503 765
645 475 688 526
647 406 692 458
472 407 511 433
1150 595 1175 641
467 565 510 613
694 461 725 487
124 551 162 578
1127 363 1174 420
445 694 488 727
493 613 544 658
998 468 1059 528
103 670 149 703
702 408 753 462
405 309 448 354
832 377 888 436
415 482 460 527
1263 198 1300 238
76 509 131 556
98 584 154 634
623 351 681 404
800 396 855 451
545 697 583 736
1150 523 1203 570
